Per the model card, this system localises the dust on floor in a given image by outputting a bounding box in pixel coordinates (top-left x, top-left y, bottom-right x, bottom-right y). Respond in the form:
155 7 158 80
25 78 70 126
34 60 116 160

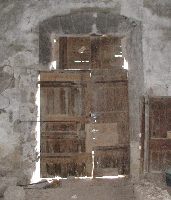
25 178 135 200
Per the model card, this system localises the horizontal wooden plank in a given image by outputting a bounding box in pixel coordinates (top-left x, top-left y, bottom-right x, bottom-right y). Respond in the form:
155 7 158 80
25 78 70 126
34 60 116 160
40 152 90 158
41 132 77 138
41 130 77 133
41 115 88 122
94 145 129 151
150 138 171 150
40 71 90 82
39 82 87 88
40 152 92 178
42 134 78 141
41 121 77 132
41 138 85 154
41 136 83 140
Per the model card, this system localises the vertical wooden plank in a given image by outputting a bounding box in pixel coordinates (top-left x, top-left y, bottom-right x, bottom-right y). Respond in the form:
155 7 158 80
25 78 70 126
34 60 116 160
60 88 66 114
150 99 167 138
59 37 67 69
144 96 150 172
100 36 113 68
47 87 54 115
85 81 91 118
166 101 171 131
64 87 69 115
80 86 86 116
91 37 101 69
40 87 48 120
68 87 74 116
53 87 61 115
67 37 91 69
149 97 171 172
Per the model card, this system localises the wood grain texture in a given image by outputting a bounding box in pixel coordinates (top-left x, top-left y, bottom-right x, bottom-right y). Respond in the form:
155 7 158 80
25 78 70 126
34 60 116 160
149 97 171 172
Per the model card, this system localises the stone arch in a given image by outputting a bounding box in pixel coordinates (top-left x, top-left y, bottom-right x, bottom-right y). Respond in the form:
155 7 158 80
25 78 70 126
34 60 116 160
38 9 144 179
39 10 136 66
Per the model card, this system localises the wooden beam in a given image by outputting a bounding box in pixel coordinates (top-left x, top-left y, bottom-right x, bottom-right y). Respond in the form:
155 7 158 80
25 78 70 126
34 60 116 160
40 71 90 82
42 114 88 122
40 152 91 158
59 37 67 69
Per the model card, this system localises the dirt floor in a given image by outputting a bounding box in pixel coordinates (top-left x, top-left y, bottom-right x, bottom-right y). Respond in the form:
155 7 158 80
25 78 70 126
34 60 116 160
25 178 135 200
167 187 171 196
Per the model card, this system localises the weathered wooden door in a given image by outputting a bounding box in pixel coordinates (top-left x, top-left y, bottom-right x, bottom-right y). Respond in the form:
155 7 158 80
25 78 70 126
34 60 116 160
40 71 92 177
149 97 171 172
89 37 129 176
40 36 130 178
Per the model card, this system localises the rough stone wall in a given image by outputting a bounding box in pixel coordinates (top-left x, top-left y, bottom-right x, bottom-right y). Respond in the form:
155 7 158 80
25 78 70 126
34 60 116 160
121 0 143 21
0 0 129 184
143 0 171 96
0 0 170 184
142 0 171 174
0 1 39 184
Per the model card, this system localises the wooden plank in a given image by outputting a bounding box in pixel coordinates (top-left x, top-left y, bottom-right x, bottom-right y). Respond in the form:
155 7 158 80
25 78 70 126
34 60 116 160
149 139 171 150
94 145 129 151
40 153 92 178
41 152 88 157
40 87 48 119
149 97 171 138
91 85 128 113
59 37 67 69
94 146 129 176
40 71 90 82
149 97 171 172
66 37 91 69
43 115 88 122
41 133 78 139
85 123 119 153
60 88 66 114
91 37 101 68
91 70 127 82
101 37 123 68
47 87 54 115
53 87 61 115
41 139 85 154
41 122 77 132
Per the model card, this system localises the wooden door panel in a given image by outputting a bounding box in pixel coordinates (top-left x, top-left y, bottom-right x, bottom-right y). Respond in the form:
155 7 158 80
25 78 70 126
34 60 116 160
94 146 129 176
40 37 130 178
149 97 171 172
89 68 129 176
40 71 91 178
40 86 83 117
41 153 92 178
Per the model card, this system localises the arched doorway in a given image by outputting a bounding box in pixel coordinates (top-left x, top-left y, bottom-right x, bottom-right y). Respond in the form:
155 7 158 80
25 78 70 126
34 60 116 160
36 10 143 179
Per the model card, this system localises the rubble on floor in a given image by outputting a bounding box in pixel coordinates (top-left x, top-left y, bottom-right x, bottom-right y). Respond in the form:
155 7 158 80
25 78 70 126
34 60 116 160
25 179 61 189
134 180 171 200
1 176 171 200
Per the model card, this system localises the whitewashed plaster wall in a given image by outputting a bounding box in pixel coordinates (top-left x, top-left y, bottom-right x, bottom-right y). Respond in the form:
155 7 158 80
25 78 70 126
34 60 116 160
0 0 170 184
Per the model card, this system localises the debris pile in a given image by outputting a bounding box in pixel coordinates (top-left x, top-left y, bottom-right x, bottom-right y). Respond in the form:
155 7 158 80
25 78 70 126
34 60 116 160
134 180 171 200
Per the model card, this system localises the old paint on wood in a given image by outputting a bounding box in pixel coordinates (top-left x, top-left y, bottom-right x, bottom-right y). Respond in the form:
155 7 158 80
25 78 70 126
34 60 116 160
149 97 171 172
